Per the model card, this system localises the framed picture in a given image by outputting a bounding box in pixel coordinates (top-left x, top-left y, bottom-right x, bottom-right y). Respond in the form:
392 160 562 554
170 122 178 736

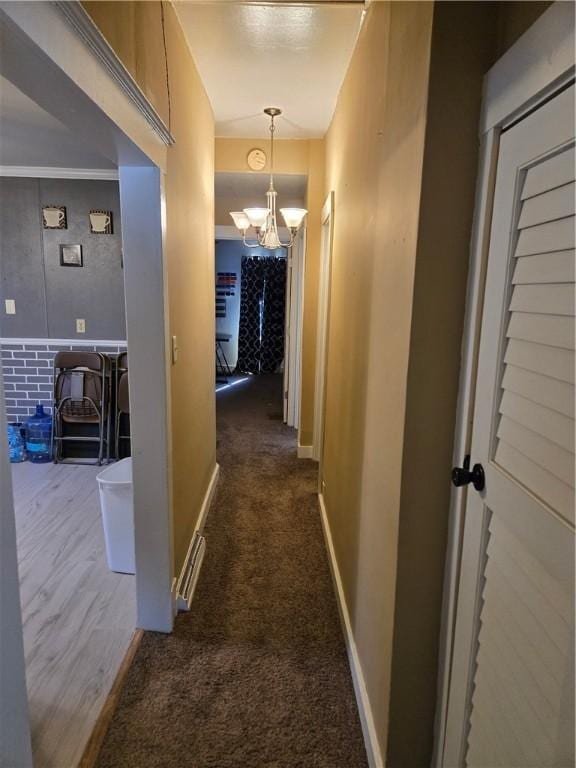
59 244 83 267
42 205 67 229
89 210 113 234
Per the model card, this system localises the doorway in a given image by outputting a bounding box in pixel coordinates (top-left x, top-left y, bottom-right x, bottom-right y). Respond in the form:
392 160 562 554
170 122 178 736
214 170 307 427
0 170 136 766
214 236 287 384
236 252 287 375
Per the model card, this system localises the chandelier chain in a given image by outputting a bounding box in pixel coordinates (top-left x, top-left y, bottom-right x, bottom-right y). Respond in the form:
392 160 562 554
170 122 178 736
269 114 275 191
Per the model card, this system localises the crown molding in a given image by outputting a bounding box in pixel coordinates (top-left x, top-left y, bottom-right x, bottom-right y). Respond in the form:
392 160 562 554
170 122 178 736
53 1 175 147
0 166 119 180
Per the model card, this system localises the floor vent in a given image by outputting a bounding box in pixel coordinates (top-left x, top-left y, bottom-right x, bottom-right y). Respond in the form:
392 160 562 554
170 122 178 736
176 532 206 612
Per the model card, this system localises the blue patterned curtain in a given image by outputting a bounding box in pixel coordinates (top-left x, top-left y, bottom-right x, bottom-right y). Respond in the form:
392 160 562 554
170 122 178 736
237 256 286 374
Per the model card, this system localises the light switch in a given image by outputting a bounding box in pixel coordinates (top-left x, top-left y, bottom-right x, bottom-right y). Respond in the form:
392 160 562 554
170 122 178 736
76 318 86 334
171 335 179 364
5 299 15 315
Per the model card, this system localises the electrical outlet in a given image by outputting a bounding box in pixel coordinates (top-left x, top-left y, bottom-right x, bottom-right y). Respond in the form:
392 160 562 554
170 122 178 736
5 299 15 315
76 318 86 334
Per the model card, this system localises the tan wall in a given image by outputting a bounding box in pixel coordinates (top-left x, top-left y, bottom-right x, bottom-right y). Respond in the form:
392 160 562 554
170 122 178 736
215 138 310 175
83 1 216 576
386 4 551 763
386 3 499 764
83 1 170 126
322 1 551 763
215 138 324 446
322 2 434 758
163 5 216 575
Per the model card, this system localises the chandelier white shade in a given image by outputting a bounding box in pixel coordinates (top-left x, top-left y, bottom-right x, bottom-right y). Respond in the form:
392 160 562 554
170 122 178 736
230 108 308 249
243 207 269 228
279 208 307 228
229 211 251 230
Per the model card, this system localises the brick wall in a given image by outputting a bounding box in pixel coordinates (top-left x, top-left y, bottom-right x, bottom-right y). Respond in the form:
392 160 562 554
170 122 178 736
2 340 127 421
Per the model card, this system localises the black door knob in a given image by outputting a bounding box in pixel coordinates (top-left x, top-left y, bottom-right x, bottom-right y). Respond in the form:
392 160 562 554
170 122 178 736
451 455 485 492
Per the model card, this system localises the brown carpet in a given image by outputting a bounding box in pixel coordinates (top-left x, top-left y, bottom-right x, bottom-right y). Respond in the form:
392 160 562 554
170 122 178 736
96 374 368 768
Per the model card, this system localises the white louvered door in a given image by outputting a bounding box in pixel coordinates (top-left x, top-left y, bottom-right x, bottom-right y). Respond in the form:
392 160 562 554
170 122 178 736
445 85 575 767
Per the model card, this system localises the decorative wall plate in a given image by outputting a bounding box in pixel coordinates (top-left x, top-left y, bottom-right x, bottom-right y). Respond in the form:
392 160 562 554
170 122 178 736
247 148 266 171
43 205 67 229
90 210 113 234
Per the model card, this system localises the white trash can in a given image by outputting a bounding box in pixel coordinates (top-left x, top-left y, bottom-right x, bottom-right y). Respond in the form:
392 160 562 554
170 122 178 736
97 457 135 574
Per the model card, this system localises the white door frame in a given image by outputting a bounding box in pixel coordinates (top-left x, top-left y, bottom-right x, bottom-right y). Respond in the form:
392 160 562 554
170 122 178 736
119 166 174 632
313 192 334 463
293 225 306 431
283 246 292 422
433 4 575 765
285 226 306 429
282 246 293 426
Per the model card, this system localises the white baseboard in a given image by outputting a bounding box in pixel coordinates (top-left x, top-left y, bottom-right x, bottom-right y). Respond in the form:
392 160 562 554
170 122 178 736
173 463 220 614
318 493 384 768
297 443 314 459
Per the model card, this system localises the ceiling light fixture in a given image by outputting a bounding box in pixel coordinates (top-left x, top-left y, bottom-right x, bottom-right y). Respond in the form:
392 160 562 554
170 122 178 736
230 108 308 249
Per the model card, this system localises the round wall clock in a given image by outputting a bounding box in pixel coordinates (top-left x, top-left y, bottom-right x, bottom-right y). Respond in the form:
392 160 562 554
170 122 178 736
247 148 267 171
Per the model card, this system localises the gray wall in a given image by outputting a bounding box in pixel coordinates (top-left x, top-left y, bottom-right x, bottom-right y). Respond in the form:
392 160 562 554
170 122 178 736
0 177 125 340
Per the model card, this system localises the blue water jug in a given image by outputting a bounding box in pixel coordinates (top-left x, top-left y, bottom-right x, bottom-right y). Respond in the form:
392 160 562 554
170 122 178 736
7 422 26 463
25 405 52 463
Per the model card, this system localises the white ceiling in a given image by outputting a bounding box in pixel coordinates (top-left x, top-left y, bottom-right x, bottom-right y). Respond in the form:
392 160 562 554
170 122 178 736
0 76 115 169
174 1 364 138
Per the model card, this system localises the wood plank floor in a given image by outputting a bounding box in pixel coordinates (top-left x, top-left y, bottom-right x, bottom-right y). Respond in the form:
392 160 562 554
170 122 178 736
12 462 135 768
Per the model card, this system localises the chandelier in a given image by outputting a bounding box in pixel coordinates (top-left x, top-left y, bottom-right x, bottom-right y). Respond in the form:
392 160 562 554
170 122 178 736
229 108 308 249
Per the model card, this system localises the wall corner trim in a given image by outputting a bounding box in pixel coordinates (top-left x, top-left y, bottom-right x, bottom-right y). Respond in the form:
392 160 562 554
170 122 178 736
318 493 384 768
53 1 175 146
196 462 221 535
297 443 314 459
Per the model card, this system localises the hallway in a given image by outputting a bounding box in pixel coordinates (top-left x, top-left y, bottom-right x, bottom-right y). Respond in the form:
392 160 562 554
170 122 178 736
96 375 367 767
